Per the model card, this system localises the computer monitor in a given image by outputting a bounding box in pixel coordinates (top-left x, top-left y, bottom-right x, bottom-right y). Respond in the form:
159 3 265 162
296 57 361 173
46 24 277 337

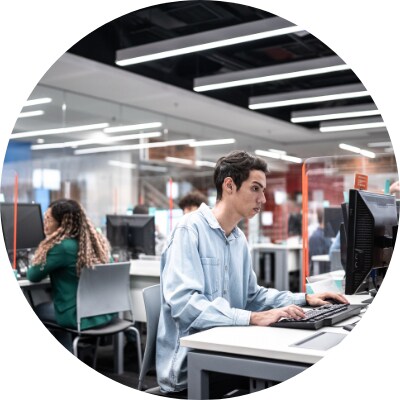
106 214 156 259
324 207 343 238
1 202 45 253
345 189 398 295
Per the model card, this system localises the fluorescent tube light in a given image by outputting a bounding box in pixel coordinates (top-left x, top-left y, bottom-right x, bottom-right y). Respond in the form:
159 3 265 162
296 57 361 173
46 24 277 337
291 104 380 123
18 110 45 118
339 143 376 158
116 17 302 66
367 141 392 148
108 160 137 169
255 149 302 163
11 122 110 139
194 56 348 92
31 131 162 150
320 116 385 132
195 160 216 168
104 122 162 133
165 157 194 165
24 97 52 107
74 139 195 155
249 83 368 110
189 138 236 147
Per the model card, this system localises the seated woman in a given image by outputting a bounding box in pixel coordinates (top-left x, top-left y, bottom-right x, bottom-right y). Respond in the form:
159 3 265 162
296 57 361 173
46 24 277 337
27 198 114 351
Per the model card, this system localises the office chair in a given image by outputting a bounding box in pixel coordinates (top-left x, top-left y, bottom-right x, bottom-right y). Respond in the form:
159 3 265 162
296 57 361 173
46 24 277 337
137 284 162 392
43 262 142 371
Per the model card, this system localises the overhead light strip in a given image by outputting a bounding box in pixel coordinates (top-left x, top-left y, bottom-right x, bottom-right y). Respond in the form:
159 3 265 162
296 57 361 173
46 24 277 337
104 122 162 133
194 56 349 92
24 97 52 107
18 110 45 119
249 83 368 110
165 157 193 165
116 17 302 66
291 104 380 123
74 139 195 155
31 131 162 150
339 143 375 158
255 149 302 163
320 116 385 132
189 138 236 147
11 123 110 139
108 160 137 169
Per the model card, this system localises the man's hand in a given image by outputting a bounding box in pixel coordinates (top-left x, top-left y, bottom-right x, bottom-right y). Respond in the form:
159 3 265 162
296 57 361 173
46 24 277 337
250 305 305 326
305 292 349 307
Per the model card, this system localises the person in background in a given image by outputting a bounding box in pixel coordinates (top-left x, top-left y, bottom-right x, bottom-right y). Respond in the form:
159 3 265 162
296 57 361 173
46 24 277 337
133 204 149 214
178 190 208 214
27 199 114 352
389 180 400 196
309 208 332 274
156 150 348 397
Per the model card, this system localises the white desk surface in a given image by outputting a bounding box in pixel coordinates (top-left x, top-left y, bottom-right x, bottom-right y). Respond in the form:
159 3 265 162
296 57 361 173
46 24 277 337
250 242 303 250
18 277 51 288
130 259 160 276
181 294 369 365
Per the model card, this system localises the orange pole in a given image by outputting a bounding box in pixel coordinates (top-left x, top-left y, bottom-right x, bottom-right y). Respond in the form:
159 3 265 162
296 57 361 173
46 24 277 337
301 163 309 292
12 173 18 270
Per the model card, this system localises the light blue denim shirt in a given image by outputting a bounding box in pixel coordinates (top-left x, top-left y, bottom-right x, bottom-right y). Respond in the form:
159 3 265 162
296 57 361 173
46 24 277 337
156 203 306 393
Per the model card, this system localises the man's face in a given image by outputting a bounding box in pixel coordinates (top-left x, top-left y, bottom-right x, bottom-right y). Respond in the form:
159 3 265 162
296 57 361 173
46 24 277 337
229 169 267 219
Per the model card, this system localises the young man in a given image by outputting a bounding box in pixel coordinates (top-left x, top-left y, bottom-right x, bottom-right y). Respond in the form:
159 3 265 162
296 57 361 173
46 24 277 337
156 150 348 395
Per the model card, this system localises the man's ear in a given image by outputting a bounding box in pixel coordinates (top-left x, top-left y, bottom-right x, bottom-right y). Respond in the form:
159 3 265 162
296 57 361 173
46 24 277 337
224 177 234 192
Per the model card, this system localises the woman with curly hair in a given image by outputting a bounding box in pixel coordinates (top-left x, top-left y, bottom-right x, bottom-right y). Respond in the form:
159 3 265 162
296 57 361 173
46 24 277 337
27 198 114 351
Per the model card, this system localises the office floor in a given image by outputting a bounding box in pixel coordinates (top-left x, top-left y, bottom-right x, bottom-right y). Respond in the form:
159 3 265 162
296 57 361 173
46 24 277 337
80 330 158 393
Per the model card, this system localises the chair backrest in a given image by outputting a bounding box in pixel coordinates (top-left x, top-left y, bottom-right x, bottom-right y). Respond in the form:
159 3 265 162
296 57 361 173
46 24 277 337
138 284 161 390
76 262 133 330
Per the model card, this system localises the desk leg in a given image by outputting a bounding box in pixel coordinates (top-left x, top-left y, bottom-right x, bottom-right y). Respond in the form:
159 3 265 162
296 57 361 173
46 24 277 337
275 250 288 291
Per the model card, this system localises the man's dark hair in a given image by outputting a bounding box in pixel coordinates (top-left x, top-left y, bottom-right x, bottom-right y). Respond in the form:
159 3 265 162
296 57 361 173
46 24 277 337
214 150 269 200
178 191 208 210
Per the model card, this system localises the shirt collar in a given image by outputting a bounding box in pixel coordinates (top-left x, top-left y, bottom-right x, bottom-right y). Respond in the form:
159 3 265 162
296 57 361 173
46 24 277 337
198 203 240 239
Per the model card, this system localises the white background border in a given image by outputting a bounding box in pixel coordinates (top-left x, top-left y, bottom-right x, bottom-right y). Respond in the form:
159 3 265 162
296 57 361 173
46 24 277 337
1 1 399 398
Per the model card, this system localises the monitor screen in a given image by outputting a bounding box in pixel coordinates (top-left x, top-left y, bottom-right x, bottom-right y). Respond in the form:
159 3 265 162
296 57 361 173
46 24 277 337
1 202 45 252
106 214 155 259
323 207 343 238
345 189 398 295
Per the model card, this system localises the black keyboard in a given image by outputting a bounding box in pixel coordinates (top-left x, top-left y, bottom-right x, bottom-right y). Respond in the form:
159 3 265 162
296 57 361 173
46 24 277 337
271 304 363 330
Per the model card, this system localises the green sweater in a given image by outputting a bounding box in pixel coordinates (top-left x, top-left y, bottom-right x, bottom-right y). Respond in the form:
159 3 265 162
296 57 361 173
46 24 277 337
27 238 115 330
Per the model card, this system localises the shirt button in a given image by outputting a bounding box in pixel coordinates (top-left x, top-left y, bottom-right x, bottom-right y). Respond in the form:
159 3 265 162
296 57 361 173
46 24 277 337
223 290 227 295
225 265 228 270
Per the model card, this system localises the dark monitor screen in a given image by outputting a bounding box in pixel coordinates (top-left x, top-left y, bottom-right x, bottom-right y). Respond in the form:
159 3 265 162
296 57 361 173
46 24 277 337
345 189 398 295
106 214 155 259
324 207 343 238
1 202 45 252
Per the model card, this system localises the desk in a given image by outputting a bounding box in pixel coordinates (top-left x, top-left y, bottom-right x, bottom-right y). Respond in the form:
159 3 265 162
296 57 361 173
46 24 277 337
18 277 51 306
310 254 330 275
129 259 160 322
181 294 369 399
250 243 303 291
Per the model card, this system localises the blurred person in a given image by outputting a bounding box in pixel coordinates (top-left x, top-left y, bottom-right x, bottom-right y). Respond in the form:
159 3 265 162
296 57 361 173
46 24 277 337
178 190 208 214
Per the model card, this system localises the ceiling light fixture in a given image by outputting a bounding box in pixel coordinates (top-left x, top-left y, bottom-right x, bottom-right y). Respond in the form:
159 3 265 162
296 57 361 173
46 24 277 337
103 122 162 133
108 160 137 169
339 143 376 158
320 116 385 132
165 157 193 165
291 103 380 123
24 97 52 107
255 149 302 163
194 56 348 92
195 160 216 168
116 17 303 66
11 122 110 139
18 110 45 119
249 83 368 110
31 131 162 150
74 139 195 155
189 138 236 147
367 141 392 148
